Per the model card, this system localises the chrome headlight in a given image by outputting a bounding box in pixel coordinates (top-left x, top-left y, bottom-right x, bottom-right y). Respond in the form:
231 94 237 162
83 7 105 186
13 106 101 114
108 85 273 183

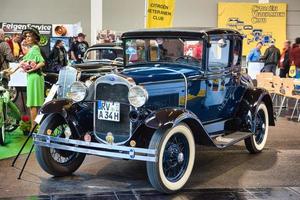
85 79 93 88
67 81 87 102
128 86 148 108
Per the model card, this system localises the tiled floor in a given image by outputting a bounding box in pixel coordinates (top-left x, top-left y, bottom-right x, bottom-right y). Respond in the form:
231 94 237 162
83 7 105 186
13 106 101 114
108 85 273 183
1 188 299 200
0 117 299 199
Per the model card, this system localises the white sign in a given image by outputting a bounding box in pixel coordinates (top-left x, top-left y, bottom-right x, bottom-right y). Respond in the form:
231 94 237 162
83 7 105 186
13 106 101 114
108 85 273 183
34 84 59 124
8 62 27 87
247 62 265 79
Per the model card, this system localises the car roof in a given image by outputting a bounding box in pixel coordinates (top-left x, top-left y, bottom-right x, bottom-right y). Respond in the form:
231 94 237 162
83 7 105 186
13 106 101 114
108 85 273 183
89 43 120 48
121 27 241 39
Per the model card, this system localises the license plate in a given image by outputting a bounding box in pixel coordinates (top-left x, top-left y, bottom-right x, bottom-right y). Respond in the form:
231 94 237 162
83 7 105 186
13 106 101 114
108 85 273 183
97 100 120 122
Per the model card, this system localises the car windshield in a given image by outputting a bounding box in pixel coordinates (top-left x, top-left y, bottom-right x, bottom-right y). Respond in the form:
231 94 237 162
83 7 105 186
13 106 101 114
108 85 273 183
125 38 203 67
84 48 123 61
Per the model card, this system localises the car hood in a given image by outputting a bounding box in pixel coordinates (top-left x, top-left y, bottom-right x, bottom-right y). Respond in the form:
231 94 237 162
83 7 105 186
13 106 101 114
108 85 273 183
121 64 200 84
73 61 122 70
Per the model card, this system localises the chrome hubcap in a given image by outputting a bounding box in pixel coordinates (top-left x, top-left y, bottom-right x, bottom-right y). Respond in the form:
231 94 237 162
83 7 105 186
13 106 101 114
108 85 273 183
177 152 184 163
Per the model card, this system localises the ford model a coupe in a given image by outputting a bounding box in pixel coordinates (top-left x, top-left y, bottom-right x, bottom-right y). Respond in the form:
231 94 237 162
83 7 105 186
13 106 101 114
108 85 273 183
34 28 275 193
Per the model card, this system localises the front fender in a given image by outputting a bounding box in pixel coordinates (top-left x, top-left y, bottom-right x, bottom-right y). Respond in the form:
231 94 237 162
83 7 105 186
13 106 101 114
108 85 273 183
237 87 275 126
144 108 214 146
40 99 73 114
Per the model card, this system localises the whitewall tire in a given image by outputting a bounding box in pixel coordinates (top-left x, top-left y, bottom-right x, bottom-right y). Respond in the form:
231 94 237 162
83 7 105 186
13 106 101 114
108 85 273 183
146 123 195 193
245 103 269 153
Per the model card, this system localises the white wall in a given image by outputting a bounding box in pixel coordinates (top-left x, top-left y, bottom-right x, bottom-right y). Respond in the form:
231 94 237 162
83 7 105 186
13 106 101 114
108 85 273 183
1 0 299 44
102 0 300 42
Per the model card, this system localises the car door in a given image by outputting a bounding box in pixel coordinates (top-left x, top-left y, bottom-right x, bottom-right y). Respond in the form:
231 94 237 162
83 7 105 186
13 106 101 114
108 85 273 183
197 36 237 124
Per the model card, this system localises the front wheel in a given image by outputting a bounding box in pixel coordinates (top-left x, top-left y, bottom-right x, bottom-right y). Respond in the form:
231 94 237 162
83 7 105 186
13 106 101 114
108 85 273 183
146 123 195 193
244 103 269 153
35 114 86 176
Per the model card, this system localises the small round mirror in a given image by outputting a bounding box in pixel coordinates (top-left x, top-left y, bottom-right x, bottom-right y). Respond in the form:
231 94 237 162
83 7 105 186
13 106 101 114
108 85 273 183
217 39 227 48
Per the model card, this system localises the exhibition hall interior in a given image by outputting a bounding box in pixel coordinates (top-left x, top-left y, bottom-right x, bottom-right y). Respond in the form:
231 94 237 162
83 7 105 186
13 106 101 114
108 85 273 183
1 0 300 199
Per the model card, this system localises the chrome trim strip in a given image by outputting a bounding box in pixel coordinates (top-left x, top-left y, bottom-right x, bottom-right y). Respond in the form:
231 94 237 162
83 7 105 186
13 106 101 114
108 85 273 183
33 134 157 162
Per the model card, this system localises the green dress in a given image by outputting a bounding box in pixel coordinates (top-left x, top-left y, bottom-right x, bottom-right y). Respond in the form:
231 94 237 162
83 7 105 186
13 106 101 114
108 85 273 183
22 45 45 107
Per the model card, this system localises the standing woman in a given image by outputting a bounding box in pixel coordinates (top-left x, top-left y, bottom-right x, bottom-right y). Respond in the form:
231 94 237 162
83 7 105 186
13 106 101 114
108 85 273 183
21 27 45 131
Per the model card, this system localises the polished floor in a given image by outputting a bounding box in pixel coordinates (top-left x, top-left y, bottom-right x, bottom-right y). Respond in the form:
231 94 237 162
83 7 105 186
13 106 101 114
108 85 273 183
0 117 299 199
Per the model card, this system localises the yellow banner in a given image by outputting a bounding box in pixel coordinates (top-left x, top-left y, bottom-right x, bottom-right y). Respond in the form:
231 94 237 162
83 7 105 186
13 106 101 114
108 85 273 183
146 0 176 28
218 3 287 56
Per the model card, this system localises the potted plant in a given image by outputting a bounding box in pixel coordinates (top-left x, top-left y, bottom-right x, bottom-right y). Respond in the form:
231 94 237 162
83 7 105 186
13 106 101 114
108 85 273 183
19 115 31 135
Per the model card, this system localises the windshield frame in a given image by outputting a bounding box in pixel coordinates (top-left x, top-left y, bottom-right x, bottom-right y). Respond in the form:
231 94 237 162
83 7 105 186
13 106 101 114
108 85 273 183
122 36 206 69
83 47 123 62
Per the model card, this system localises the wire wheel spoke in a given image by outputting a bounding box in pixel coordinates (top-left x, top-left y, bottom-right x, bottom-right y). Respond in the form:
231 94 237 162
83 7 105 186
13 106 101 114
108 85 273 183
255 110 266 144
162 133 189 182
49 124 75 164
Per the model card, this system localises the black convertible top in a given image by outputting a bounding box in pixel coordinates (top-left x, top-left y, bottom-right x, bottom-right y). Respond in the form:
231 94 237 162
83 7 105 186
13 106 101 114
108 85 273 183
121 27 241 39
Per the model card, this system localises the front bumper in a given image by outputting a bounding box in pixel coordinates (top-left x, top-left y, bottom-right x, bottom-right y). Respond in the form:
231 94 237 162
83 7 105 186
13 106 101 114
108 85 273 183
33 134 157 162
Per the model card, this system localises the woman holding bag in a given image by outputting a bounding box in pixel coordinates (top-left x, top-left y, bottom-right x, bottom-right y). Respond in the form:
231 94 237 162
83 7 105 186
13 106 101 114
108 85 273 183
291 38 300 78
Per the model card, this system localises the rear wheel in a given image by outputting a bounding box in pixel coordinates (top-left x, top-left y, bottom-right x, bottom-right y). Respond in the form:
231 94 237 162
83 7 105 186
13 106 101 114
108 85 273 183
146 123 195 193
244 103 269 153
35 114 86 176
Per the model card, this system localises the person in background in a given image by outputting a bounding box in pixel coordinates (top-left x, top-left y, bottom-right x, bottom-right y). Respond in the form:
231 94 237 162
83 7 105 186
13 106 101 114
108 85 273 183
19 27 45 131
6 33 23 59
247 42 263 62
48 39 68 72
70 33 89 63
260 42 280 75
0 28 15 71
291 37 300 79
279 40 292 78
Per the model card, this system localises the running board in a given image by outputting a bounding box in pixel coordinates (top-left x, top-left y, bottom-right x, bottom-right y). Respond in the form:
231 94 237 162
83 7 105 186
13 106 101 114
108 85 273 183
212 132 253 148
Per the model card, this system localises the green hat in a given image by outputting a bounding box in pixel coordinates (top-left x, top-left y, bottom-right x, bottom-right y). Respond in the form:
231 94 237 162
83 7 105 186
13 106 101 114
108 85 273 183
22 27 40 42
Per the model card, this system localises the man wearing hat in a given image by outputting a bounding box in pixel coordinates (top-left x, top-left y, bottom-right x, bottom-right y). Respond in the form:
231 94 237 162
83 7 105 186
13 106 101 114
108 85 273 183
70 33 89 63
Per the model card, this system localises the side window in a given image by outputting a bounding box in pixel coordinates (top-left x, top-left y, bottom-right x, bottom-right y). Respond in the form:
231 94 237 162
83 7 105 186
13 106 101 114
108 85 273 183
208 38 230 71
232 38 242 66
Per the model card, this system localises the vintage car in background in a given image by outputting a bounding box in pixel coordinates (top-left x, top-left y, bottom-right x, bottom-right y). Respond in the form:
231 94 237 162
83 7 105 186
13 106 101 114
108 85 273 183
51 43 124 98
73 43 123 82
33 28 275 193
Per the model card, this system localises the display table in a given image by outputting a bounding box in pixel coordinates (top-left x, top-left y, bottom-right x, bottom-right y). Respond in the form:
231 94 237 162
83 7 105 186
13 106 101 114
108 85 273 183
247 62 265 80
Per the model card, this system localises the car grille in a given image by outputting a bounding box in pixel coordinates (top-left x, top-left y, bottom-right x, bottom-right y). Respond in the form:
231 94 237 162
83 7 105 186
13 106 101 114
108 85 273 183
94 82 131 144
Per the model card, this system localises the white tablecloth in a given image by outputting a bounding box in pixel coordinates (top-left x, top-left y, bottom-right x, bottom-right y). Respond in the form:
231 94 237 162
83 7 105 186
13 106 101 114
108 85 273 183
8 62 27 87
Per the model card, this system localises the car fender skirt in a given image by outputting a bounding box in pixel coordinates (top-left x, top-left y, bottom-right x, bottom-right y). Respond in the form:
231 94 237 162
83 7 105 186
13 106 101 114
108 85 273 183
40 99 73 114
145 108 215 146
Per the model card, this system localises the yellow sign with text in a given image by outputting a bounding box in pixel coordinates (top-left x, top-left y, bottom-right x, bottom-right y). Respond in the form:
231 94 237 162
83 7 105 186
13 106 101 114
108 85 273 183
146 0 176 28
218 3 287 56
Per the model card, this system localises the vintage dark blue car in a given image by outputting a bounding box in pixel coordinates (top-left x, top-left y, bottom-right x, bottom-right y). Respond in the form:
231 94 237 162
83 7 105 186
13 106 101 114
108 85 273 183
34 28 275 193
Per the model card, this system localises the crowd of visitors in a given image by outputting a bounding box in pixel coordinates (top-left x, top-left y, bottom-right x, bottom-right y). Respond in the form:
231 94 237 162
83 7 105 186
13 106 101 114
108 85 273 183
247 38 300 78
0 27 89 131
0 29 89 73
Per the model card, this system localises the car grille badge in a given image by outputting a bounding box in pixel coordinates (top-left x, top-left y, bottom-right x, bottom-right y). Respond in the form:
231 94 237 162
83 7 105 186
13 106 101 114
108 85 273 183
106 132 114 144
